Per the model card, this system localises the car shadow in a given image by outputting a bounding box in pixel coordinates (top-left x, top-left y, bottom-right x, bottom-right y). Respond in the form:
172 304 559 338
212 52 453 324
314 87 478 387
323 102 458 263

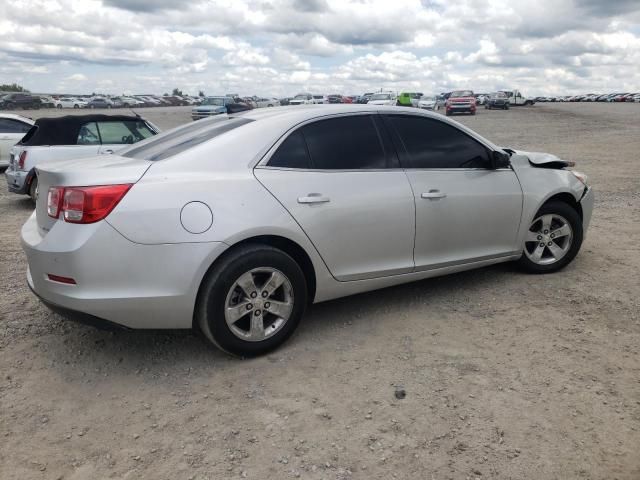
39 262 517 371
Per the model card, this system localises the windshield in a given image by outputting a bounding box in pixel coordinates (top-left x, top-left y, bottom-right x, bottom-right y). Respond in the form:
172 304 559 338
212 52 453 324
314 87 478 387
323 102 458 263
121 116 253 161
370 93 391 100
420 96 435 101
492 92 507 98
294 94 309 99
202 97 226 106
451 90 473 97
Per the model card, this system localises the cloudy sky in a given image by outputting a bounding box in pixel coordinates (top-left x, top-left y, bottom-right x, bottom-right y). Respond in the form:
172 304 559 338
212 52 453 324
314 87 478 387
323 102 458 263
0 0 639 96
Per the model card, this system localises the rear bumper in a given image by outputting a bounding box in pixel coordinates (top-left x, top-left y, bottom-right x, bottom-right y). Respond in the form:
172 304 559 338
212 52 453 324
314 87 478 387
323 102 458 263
21 212 228 329
5 169 28 194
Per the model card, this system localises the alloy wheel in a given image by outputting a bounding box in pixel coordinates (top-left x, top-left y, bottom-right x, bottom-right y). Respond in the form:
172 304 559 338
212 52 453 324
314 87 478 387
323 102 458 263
224 267 294 342
524 213 573 265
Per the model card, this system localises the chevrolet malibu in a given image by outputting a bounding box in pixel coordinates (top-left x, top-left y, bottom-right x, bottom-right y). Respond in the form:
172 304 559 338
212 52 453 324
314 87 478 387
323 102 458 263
22 105 594 357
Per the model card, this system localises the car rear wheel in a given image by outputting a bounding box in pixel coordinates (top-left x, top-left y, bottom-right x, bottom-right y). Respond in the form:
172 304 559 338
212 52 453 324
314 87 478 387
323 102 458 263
29 177 38 203
197 244 307 357
518 201 583 273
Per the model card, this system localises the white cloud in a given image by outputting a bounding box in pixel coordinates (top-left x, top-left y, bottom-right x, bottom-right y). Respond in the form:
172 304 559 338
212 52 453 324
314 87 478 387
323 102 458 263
0 0 638 96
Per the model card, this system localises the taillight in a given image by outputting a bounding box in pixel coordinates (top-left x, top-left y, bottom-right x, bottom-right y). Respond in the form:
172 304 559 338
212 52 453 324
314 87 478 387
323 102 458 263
47 184 132 223
17 151 27 170
47 186 64 218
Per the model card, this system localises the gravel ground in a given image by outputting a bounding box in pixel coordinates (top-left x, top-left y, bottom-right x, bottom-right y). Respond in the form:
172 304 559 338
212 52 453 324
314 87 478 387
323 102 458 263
1 103 639 479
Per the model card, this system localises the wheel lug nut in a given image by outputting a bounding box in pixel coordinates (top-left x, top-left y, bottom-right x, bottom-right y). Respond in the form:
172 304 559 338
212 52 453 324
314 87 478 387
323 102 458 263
543 230 549 234
550 233 555 238
254 310 261 316
539 242 545 247
262 291 268 298
537 235 542 240
250 292 257 298
264 302 270 309
547 242 553 246
246 304 253 310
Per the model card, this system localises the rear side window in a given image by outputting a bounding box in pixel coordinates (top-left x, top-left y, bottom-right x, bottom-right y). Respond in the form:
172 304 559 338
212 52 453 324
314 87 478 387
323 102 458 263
302 115 388 169
77 122 100 145
386 115 490 169
122 116 253 161
268 130 310 169
0 118 32 134
97 121 155 144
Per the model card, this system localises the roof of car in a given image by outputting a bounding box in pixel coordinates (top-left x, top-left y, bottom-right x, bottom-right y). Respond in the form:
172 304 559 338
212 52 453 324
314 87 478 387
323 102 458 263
0 113 35 124
19 114 146 146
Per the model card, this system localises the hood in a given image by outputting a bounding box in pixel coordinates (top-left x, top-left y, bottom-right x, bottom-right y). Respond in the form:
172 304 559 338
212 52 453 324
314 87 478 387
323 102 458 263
512 149 571 169
448 96 474 102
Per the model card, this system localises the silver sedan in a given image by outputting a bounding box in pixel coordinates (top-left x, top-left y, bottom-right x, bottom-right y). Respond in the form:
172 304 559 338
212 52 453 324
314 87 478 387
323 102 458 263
22 105 594 356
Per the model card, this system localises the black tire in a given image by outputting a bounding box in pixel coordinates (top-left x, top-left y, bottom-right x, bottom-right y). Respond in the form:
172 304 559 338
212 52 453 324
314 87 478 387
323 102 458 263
29 177 38 203
445 110 451 116
74 104 79 109
57 104 62 109
470 110 476 115
517 201 583 274
197 244 307 357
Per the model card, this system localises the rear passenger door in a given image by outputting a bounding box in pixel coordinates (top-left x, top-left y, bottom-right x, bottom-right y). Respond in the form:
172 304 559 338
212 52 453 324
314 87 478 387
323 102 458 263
255 114 416 281
384 114 522 270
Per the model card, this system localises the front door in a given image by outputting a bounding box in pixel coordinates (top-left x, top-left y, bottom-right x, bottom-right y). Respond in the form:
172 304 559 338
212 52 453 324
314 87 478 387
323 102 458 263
384 114 522 270
255 114 416 281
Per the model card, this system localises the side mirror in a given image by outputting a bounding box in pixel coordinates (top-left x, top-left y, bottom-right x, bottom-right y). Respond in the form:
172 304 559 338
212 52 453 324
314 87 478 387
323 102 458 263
491 150 511 169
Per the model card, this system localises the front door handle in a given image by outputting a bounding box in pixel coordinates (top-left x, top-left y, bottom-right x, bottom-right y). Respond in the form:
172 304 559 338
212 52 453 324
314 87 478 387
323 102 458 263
102 149 114 154
421 190 447 200
298 193 330 204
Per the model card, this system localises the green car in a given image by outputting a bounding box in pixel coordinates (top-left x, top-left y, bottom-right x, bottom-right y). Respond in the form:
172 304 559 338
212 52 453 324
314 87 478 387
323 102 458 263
397 92 423 107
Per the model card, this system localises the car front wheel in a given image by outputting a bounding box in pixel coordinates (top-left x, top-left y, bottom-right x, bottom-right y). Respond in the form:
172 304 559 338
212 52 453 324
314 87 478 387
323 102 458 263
518 201 583 273
197 244 307 357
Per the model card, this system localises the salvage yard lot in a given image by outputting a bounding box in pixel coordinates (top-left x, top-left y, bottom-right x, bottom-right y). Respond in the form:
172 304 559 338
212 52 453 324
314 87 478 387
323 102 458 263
1 103 639 479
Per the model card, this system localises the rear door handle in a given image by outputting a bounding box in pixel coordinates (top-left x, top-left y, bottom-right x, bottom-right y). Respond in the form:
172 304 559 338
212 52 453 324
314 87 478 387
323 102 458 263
421 190 447 200
298 193 330 204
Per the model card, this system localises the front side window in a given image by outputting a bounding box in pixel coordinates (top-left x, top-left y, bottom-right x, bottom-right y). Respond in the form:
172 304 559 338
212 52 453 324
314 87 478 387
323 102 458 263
77 122 100 145
386 115 490 169
202 97 225 106
97 121 155 144
303 115 387 170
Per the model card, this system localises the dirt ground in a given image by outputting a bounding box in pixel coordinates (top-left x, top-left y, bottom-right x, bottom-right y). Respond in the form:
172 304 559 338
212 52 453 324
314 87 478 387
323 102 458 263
1 103 639 480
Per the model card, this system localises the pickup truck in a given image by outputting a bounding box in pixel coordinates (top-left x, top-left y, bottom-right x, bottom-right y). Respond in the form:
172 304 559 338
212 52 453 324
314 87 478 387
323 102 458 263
500 90 536 106
5 114 158 201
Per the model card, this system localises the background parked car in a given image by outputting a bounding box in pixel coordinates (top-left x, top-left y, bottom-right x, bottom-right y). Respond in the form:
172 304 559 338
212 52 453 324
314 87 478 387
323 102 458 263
485 92 510 110
417 95 438 110
445 90 476 116
5 114 159 201
38 96 56 108
0 114 34 168
87 97 114 109
367 92 397 105
0 93 42 110
289 93 315 105
55 97 88 109
397 92 422 107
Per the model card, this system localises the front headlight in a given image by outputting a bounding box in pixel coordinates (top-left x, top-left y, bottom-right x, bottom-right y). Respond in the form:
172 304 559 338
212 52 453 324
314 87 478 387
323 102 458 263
570 170 588 186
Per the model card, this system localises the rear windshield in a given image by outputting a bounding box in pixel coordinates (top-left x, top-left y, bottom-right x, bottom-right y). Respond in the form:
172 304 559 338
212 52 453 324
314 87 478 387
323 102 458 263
121 116 253 161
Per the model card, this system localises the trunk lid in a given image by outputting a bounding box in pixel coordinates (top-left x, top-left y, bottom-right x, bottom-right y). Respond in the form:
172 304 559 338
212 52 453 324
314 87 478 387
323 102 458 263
35 155 152 234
